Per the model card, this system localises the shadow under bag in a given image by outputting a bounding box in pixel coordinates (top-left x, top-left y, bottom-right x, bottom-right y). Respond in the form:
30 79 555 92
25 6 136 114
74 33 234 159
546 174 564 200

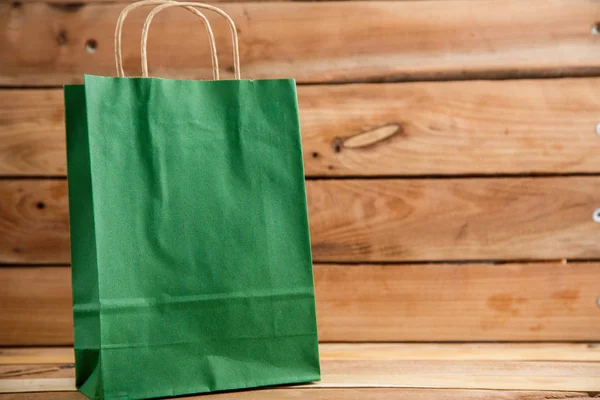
64 2 320 399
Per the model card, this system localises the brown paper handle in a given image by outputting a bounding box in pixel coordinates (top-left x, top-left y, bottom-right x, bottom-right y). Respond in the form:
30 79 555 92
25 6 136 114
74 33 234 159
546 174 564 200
114 0 221 80
141 3 219 80
115 0 175 77
141 2 241 79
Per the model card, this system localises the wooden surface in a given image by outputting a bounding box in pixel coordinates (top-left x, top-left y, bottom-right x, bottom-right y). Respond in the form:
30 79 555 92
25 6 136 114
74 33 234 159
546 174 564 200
309 178 600 261
0 268 72 346
315 263 600 341
1 344 599 394
4 343 600 364
2 1 600 85
0 180 69 265
0 90 66 177
0 390 594 400
4 78 600 177
1 2 600 398
2 263 599 345
2 361 600 392
3 178 600 264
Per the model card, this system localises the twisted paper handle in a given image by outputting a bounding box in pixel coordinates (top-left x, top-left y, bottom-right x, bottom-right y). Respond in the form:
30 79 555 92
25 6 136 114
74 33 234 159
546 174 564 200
114 0 237 80
141 2 240 79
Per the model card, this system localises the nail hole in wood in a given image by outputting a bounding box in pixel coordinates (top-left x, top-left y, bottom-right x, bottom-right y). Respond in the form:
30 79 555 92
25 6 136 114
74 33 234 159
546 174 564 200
36 202 45 210
592 23 600 35
12 1 22 8
311 152 319 158
49 3 85 12
332 138 343 153
85 39 97 53
57 30 68 46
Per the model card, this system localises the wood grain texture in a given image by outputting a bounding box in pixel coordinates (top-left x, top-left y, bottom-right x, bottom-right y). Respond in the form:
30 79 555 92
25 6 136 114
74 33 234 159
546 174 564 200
308 178 600 262
320 343 600 362
0 348 74 365
0 91 66 177
0 365 73 380
2 356 600 392
317 263 600 341
0 180 69 264
5 79 600 177
0 390 593 400
2 263 599 345
300 79 600 176
0 268 72 346
1 1 600 85
315 360 600 391
3 178 600 263
2 343 599 365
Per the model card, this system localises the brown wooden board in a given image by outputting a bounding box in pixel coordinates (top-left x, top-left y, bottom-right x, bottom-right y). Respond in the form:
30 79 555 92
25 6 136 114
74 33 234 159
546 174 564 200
314 263 600 341
3 343 600 365
1 345 600 392
0 180 69 265
4 79 600 177
1 1 600 85
0 268 72 346
2 178 600 264
0 390 594 400
1 263 599 345
0 90 66 177
307 177 600 262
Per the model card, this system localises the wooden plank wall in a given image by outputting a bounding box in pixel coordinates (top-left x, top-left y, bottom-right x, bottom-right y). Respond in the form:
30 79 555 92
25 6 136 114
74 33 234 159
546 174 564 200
1 0 600 345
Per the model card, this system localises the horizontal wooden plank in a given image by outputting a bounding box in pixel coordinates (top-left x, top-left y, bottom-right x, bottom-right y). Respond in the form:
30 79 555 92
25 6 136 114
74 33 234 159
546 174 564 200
0 390 593 400
311 178 600 261
0 365 73 380
1 1 600 85
315 361 600 391
0 180 69 264
0 348 74 365
1 263 599 345
0 90 66 177
316 265 600 341
304 79 600 176
3 178 600 263
0 268 72 346
5 78 600 177
320 343 600 362
2 346 600 392
4 343 599 365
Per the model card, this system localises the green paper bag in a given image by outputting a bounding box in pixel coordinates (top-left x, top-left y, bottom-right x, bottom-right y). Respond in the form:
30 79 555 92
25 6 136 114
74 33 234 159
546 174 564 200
64 2 320 399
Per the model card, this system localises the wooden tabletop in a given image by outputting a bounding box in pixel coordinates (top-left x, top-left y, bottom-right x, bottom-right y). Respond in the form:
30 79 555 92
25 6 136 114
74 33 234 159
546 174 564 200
1 343 599 399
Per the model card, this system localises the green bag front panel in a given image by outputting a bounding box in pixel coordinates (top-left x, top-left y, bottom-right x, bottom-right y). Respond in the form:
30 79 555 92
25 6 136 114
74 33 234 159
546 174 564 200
66 75 320 400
